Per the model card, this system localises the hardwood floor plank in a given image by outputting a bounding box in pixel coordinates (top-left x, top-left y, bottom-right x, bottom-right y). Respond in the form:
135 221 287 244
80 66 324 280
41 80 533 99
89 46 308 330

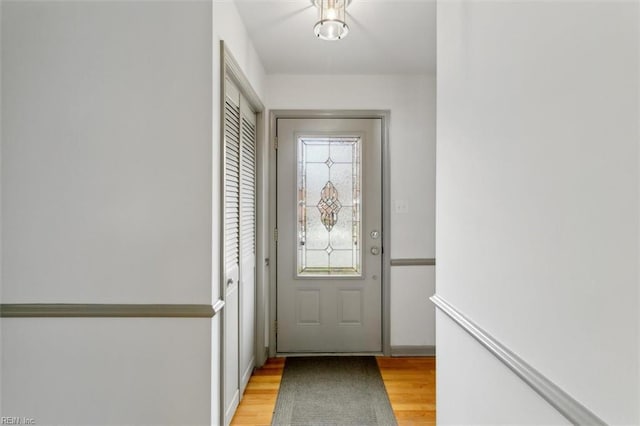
230 356 436 425
231 357 284 426
377 357 436 425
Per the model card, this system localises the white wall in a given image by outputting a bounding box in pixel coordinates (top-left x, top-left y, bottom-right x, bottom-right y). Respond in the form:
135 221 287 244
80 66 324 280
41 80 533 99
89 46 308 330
437 311 571 425
2 1 213 305
436 1 639 424
214 2 266 104
267 74 436 347
1 1 215 424
1 0 267 423
2 319 212 425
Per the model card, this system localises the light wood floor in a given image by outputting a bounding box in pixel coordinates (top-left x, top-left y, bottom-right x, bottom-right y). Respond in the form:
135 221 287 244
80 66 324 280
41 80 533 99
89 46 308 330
231 357 286 426
377 357 436 425
230 357 435 425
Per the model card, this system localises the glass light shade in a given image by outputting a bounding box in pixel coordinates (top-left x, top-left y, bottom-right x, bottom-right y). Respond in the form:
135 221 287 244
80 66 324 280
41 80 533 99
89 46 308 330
313 0 350 41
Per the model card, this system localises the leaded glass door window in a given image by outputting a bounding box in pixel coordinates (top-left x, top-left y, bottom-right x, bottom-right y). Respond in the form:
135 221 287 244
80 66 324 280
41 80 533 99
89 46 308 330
297 137 362 277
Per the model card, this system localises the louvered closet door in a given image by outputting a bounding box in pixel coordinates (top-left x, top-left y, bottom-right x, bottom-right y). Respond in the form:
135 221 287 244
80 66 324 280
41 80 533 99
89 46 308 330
239 102 257 393
223 78 257 425
223 80 241 424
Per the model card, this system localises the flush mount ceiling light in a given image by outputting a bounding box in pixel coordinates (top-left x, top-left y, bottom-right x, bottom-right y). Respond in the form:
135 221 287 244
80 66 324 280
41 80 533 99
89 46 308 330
312 0 352 41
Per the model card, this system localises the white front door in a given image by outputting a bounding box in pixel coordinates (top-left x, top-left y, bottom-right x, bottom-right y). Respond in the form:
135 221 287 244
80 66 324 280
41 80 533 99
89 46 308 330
276 117 383 353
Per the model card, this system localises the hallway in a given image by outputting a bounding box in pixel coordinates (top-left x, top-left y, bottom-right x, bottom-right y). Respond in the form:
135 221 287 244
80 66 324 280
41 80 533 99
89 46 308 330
231 357 436 425
1 1 639 424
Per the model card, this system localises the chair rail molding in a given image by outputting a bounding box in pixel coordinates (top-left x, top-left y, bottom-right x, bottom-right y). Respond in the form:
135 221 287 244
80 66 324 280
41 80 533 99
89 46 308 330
430 294 606 426
390 258 435 266
0 303 220 318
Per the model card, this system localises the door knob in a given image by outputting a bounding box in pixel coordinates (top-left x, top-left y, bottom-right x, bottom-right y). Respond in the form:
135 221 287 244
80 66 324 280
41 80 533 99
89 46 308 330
370 246 380 256
226 278 234 287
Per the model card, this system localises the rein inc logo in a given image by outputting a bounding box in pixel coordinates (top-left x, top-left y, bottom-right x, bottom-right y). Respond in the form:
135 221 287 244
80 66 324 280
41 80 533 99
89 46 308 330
1 418 35 425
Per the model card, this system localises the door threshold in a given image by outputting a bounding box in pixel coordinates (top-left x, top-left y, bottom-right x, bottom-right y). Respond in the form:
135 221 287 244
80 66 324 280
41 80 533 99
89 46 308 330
276 352 384 357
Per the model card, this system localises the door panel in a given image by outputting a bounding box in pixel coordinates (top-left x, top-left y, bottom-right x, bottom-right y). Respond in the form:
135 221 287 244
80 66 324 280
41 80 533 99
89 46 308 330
223 79 257 424
239 107 257 392
276 118 382 353
223 89 241 423
223 283 239 422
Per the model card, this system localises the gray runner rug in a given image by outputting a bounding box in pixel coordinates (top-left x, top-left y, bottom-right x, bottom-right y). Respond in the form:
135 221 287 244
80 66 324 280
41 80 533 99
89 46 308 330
271 356 397 426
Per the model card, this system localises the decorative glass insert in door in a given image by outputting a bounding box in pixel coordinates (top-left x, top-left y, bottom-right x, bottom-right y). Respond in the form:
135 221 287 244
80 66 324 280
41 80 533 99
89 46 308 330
297 136 362 276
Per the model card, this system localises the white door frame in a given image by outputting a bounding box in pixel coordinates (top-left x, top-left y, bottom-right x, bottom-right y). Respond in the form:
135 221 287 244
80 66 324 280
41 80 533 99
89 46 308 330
268 110 392 357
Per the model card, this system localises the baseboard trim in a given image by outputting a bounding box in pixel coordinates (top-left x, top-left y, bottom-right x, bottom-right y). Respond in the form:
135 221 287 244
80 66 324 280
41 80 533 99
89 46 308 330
256 346 269 368
240 356 255 395
390 345 435 356
430 294 606 426
0 303 217 318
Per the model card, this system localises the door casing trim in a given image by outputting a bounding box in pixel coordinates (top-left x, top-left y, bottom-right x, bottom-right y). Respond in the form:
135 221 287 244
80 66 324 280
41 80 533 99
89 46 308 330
269 110 392 357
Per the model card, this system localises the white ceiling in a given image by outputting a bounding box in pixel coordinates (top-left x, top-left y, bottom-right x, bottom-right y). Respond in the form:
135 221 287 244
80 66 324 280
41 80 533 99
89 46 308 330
233 0 436 75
